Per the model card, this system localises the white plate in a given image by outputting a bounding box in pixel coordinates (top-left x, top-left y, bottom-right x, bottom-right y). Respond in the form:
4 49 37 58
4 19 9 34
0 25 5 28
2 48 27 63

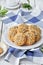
0 42 8 57
4 3 20 9
3 22 43 50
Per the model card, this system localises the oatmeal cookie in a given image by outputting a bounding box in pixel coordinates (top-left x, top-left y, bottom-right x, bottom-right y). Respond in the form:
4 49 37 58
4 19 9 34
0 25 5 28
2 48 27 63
8 26 18 42
25 31 35 45
14 33 26 46
17 24 28 33
28 25 41 42
35 32 41 42
29 25 41 34
0 48 3 54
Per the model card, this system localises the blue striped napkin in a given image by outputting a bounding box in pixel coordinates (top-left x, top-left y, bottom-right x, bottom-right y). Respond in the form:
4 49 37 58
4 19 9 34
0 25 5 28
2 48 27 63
2 9 43 64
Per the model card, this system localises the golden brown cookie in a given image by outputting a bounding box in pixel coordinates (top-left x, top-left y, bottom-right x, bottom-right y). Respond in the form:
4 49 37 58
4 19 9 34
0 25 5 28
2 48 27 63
35 32 41 42
0 48 3 54
17 24 28 33
28 25 41 42
14 33 26 46
8 26 18 42
29 25 41 34
25 31 35 46
9 26 18 33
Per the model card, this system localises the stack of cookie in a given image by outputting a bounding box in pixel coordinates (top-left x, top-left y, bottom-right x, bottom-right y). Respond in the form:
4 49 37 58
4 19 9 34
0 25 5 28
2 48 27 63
8 24 41 46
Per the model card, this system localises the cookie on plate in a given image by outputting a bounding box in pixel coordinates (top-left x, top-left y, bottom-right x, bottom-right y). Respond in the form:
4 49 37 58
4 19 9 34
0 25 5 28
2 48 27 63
29 25 41 34
29 25 41 42
0 48 3 54
14 33 26 46
35 32 41 42
25 31 35 46
8 26 18 42
17 24 28 33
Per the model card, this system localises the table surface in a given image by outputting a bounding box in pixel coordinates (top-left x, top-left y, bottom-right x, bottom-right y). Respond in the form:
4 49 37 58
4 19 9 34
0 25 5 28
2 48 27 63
0 0 43 65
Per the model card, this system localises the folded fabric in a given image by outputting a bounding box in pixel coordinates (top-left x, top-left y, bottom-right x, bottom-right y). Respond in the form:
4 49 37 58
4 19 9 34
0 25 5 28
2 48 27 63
2 9 43 24
5 47 43 64
2 9 43 65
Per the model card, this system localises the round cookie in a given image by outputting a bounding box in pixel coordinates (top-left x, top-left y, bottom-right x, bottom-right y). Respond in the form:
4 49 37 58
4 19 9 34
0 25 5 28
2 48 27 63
8 26 18 42
9 26 18 33
25 32 35 46
17 24 28 33
35 32 41 42
28 25 41 42
0 48 3 54
14 33 26 46
29 25 41 34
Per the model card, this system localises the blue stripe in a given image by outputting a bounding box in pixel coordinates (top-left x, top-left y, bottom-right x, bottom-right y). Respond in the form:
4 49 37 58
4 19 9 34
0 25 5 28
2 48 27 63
2 15 17 24
29 17 40 23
